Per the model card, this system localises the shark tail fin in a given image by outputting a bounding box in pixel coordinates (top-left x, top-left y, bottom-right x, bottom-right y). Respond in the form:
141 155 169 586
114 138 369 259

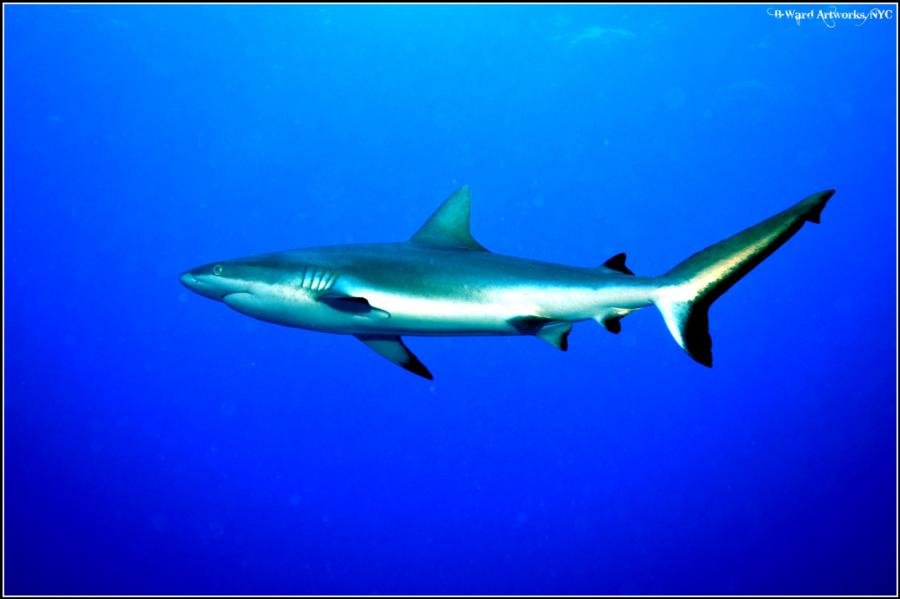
653 190 835 367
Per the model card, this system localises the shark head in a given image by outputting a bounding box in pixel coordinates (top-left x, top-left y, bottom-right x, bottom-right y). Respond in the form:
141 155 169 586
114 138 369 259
179 260 257 302
179 252 345 328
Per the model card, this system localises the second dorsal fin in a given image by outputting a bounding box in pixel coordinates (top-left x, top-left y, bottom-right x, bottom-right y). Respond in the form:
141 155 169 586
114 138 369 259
598 252 634 275
410 186 488 251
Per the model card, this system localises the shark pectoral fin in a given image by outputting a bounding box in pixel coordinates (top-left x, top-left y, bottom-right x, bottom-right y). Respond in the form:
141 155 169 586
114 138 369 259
319 291 390 319
355 335 433 380
508 316 573 351
410 186 489 252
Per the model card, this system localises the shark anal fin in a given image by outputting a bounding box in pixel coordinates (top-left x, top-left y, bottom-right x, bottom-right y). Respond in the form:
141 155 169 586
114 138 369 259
320 291 390 318
593 308 633 334
355 335 433 380
598 252 634 275
508 316 573 351
602 316 622 334
410 186 489 252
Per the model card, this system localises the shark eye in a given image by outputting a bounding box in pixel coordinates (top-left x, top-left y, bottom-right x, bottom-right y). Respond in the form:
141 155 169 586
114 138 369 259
212 264 224 276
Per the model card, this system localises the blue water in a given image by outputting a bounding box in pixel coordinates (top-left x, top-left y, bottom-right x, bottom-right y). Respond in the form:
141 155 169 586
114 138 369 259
5 4 897 595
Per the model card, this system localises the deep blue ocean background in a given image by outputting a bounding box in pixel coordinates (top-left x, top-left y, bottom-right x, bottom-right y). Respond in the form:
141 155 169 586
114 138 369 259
5 4 897 595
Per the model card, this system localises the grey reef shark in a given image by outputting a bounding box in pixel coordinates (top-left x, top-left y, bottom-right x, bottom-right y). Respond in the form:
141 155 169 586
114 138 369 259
181 186 835 380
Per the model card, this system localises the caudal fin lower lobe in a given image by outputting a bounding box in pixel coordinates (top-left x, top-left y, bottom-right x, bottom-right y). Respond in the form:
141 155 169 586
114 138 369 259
654 189 835 367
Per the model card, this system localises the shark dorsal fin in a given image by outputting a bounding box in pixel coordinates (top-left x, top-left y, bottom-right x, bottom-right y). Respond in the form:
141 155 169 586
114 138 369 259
410 186 488 251
598 252 635 275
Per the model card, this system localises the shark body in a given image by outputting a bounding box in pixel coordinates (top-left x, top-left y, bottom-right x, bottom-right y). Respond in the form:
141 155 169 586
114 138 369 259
180 187 835 379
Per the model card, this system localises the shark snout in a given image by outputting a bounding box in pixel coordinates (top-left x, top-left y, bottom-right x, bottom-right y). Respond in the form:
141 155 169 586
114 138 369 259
179 270 213 295
179 269 229 300
180 263 255 302
179 271 198 288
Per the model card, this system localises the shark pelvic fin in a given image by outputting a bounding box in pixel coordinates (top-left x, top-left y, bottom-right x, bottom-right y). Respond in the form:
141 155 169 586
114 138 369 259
355 335 433 380
536 321 573 351
508 316 573 351
410 186 489 252
598 252 634 275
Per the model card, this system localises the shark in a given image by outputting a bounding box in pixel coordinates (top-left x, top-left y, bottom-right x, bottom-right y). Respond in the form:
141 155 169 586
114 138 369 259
180 186 835 379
